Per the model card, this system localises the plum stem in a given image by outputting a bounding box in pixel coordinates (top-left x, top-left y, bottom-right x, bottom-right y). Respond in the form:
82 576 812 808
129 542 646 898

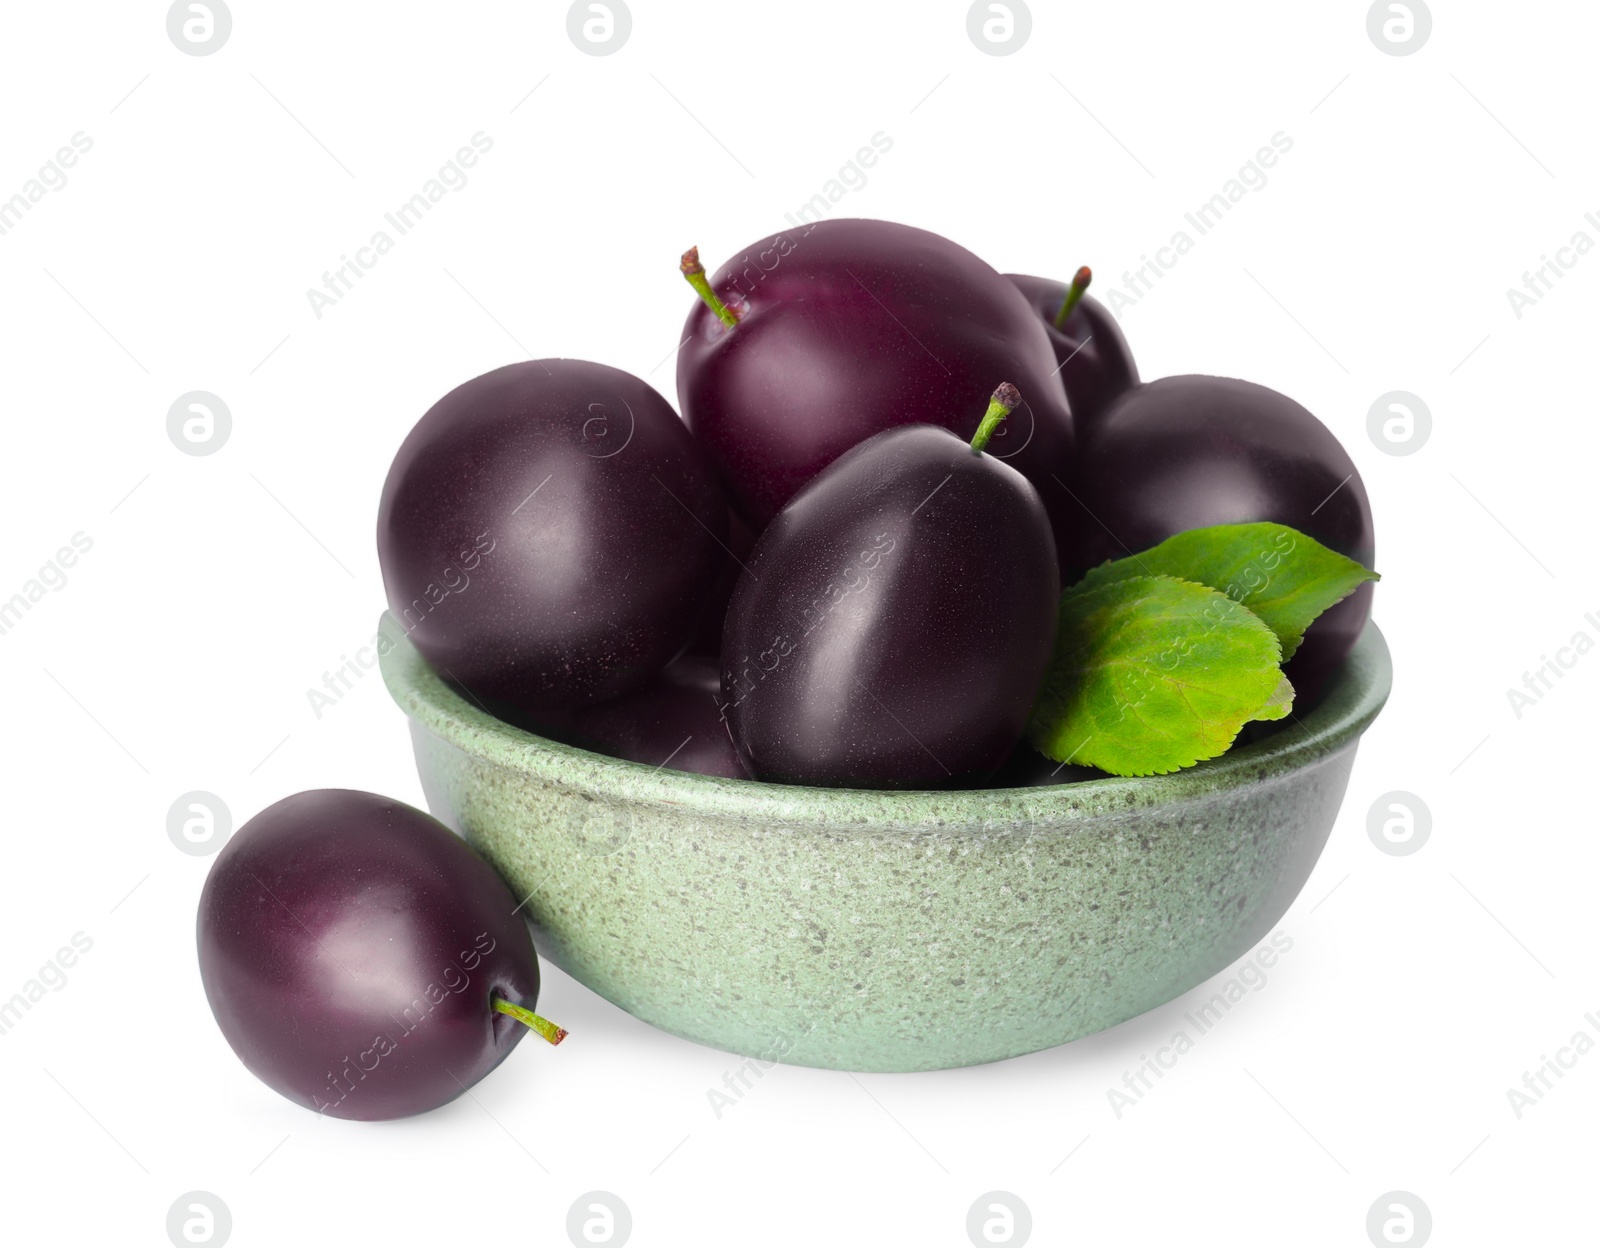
1052 266 1092 330
971 383 1022 454
681 246 740 329
492 996 568 1045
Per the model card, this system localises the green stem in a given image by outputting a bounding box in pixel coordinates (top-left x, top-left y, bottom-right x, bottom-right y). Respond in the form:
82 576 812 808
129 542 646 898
1052 265 1092 330
970 383 1022 455
680 246 739 329
492 996 568 1046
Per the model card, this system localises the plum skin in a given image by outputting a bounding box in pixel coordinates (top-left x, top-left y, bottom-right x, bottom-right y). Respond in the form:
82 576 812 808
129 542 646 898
378 359 727 714
197 790 542 1121
721 424 1060 789
565 656 748 779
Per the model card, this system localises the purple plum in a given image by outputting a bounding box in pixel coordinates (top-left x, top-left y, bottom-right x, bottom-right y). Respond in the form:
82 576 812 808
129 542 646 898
197 790 563 1121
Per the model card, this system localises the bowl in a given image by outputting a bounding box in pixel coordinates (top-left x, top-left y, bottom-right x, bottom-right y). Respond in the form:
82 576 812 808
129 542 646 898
379 614 1391 1072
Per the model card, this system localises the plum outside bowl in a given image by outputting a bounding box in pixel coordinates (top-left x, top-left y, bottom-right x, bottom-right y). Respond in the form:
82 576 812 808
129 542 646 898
379 613 1391 1072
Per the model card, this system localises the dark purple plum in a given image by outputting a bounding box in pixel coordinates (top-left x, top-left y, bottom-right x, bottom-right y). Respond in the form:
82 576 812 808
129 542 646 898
1071 375 1375 699
566 656 747 779
1006 268 1139 437
378 359 726 714
676 220 1079 564
197 790 563 1121
721 385 1060 789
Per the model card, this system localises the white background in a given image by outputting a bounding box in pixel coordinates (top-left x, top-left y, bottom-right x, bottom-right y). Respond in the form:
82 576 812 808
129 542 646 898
1 1 1595 1244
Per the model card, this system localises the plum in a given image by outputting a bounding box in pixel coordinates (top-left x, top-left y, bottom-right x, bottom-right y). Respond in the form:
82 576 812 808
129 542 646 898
566 656 747 779
197 790 563 1121
676 220 1080 568
378 359 727 714
1006 268 1139 437
721 385 1060 788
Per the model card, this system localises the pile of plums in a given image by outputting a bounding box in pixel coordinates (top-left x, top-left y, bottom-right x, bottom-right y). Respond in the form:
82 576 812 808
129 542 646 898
377 218 1374 790
200 219 1378 1124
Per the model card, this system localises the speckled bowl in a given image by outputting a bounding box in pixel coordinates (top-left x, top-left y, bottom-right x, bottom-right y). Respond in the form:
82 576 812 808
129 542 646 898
380 614 1390 1072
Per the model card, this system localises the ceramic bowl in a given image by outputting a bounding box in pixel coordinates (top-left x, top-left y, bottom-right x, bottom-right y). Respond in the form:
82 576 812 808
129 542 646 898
379 614 1390 1072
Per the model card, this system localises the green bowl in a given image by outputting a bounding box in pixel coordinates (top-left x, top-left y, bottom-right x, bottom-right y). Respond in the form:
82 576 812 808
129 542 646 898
379 615 1390 1072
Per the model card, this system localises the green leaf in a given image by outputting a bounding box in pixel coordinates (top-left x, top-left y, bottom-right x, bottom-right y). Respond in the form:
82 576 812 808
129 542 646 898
1027 575 1287 777
1080 523 1378 659
1253 673 1295 722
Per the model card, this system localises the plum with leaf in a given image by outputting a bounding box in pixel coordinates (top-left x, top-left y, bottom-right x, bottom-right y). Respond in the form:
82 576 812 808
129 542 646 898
1069 376 1375 697
1027 522 1378 776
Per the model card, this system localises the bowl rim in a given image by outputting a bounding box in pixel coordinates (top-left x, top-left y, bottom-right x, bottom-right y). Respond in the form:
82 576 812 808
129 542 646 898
378 613 1391 825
